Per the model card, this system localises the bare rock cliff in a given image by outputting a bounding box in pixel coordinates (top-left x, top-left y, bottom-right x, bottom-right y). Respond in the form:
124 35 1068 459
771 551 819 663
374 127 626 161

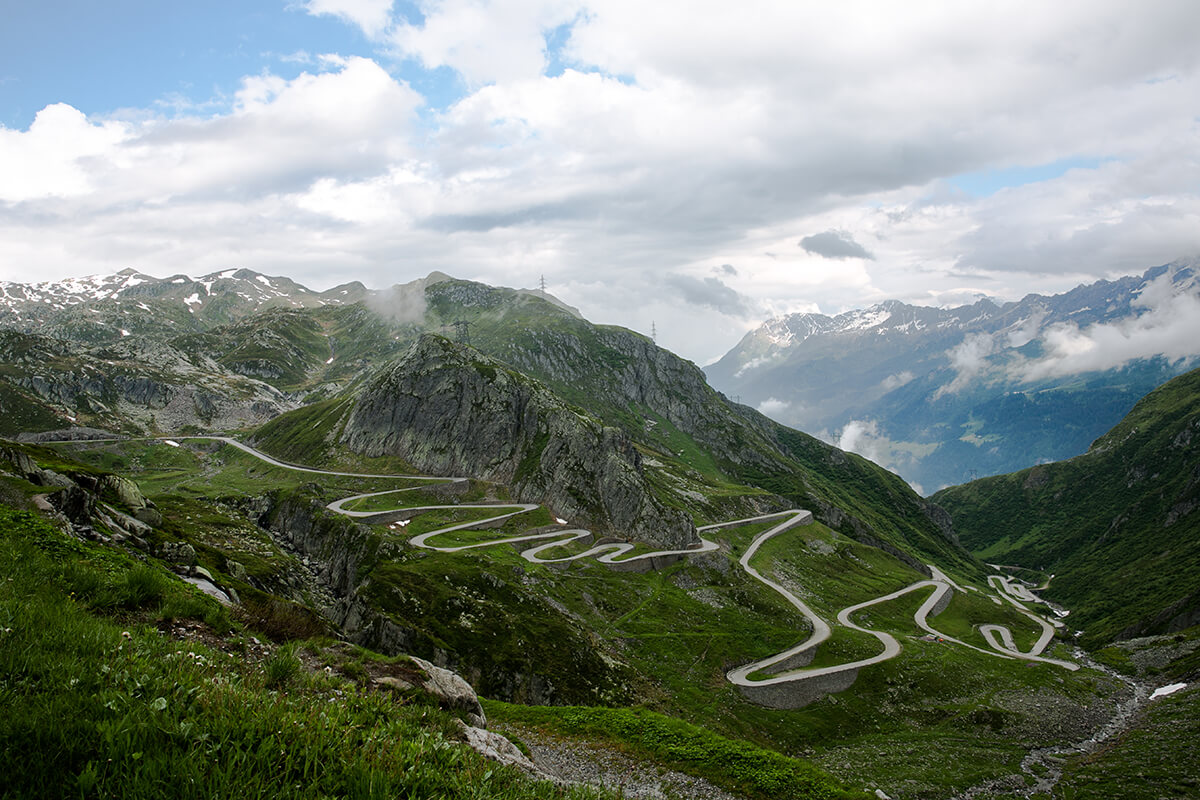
339 334 696 548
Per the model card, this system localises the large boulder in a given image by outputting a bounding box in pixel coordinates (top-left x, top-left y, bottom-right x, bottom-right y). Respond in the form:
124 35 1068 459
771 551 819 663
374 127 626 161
99 474 148 509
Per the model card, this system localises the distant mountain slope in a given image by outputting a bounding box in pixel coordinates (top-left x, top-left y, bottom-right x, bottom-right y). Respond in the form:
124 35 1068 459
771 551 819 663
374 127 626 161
0 328 290 435
0 267 971 571
706 258 1200 492
0 267 362 344
932 367 1200 646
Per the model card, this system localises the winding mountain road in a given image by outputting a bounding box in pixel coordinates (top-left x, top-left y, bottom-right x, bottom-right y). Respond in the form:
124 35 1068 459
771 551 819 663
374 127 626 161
55 435 1080 692
273 439 1081 680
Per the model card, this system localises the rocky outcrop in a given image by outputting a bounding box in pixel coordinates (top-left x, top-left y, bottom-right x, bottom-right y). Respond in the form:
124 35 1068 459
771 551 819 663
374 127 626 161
0 442 154 549
0 327 293 435
99 474 148 510
340 335 696 548
250 487 625 707
250 487 379 603
420 280 965 568
485 308 786 474
367 653 556 781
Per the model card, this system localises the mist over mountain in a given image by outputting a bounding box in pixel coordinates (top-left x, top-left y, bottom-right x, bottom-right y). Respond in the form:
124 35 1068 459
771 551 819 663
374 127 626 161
706 258 1200 492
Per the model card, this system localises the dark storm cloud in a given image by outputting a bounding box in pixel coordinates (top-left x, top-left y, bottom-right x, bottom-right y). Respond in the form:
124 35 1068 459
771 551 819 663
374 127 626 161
664 273 754 317
799 231 875 260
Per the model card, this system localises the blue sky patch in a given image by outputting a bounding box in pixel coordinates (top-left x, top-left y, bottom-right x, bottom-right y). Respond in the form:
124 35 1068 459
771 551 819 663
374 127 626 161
949 157 1104 197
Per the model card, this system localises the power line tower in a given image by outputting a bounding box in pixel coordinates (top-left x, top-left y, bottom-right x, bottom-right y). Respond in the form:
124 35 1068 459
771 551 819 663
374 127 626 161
453 320 471 346
539 275 547 295
651 321 657 343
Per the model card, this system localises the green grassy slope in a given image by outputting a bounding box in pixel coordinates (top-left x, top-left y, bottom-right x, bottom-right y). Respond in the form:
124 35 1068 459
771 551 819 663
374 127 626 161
16 436 1134 799
933 367 1200 646
2 439 873 800
0 505 623 800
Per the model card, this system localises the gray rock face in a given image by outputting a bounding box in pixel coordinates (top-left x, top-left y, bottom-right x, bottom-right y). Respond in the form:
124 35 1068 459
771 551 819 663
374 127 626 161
495 318 784 474
340 335 696 548
99 474 148 509
455 721 557 782
407 655 488 727
49 483 95 524
159 541 197 566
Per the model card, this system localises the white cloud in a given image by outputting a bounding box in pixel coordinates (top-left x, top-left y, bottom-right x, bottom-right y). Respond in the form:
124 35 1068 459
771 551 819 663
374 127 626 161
1018 272 1200 380
935 333 998 397
838 419 888 463
390 0 583 86
3 2 1200 365
757 398 790 418
305 0 396 38
0 58 422 210
835 418 927 493
1005 308 1048 348
881 371 915 391
734 356 776 377
0 104 128 202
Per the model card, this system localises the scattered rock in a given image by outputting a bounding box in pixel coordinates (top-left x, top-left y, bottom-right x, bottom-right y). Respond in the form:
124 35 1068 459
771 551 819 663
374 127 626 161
510 726 744 800
134 506 163 526
49 484 95 524
374 676 415 692
103 506 152 538
226 560 249 582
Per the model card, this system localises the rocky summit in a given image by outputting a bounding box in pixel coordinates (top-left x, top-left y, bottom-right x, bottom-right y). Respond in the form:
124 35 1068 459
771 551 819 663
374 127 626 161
341 333 696 548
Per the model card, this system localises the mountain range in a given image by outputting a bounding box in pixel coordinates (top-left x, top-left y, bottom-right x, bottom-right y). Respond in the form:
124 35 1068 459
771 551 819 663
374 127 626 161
1 264 1198 799
706 258 1200 492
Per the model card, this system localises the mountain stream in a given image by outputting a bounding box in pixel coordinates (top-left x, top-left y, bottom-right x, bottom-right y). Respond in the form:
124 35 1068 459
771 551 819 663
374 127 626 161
952 649 1151 799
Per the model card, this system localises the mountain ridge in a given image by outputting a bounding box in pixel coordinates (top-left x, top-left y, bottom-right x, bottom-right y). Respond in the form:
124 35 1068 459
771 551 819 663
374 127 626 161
932 365 1200 646
707 257 1200 491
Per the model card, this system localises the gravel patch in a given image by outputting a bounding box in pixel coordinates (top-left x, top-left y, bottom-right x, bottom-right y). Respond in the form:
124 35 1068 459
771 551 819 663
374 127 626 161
505 726 747 800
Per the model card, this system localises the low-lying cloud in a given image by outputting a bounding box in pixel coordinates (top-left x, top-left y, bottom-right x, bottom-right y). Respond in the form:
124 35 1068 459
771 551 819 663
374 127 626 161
836 418 925 494
756 397 791 418
365 278 429 325
1018 277 1200 381
935 333 997 397
880 371 915 391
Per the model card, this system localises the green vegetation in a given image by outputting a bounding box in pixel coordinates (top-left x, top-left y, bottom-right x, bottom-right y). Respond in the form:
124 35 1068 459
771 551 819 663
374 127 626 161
53 439 410 500
339 483 462 511
3 421 1136 799
486 702 866 800
250 396 355 463
0 507 614 800
934 366 1200 646
0 382 64 435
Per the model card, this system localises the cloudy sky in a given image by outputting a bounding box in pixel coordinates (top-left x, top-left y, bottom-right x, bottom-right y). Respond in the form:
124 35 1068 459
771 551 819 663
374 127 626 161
2 0 1199 363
